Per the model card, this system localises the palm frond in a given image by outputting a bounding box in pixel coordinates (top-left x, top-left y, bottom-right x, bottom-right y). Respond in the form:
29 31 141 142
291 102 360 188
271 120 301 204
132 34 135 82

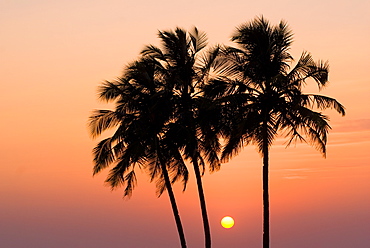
286 52 314 87
141 44 165 59
221 127 245 162
88 109 121 138
98 80 125 102
276 111 307 147
297 106 330 155
310 94 346 116
310 60 330 88
104 165 125 188
168 147 189 191
123 170 137 197
194 45 221 86
92 137 115 175
148 156 162 183
155 175 166 197
190 26 208 53
169 159 189 189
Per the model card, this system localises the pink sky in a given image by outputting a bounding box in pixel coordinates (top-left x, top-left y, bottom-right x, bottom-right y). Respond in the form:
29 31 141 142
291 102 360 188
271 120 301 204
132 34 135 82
1 0 370 247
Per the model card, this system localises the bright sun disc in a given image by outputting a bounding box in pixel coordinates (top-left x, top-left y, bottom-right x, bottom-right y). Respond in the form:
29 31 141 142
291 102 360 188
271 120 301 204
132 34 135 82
221 216 234 229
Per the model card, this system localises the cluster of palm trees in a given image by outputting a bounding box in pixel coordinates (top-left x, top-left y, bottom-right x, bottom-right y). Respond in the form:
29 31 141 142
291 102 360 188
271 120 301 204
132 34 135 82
88 16 345 248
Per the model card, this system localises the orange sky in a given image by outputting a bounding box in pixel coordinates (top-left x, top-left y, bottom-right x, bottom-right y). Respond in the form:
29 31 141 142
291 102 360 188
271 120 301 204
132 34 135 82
1 0 370 247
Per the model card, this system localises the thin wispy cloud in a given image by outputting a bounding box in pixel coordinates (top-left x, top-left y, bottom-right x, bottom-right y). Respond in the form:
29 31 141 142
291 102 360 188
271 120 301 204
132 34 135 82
328 130 370 146
280 168 316 180
283 176 307 180
331 118 370 133
283 168 314 172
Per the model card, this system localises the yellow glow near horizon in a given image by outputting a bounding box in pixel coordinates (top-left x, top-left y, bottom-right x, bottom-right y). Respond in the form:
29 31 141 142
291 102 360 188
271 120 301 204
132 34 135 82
221 216 235 229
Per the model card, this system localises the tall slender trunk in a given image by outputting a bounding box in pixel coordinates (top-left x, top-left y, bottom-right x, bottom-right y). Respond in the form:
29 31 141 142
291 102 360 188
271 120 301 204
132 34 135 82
192 158 211 248
157 141 187 248
262 122 270 248
160 159 187 248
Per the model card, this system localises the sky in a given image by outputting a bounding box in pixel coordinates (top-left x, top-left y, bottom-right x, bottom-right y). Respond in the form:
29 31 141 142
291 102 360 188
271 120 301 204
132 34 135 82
1 0 370 247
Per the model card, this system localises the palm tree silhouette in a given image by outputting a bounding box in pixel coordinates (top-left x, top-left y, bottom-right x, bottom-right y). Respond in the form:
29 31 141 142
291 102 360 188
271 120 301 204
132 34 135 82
141 27 222 248
205 16 345 248
89 58 189 248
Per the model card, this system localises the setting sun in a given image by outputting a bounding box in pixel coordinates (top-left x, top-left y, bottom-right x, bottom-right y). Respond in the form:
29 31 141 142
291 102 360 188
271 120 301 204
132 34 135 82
221 216 235 229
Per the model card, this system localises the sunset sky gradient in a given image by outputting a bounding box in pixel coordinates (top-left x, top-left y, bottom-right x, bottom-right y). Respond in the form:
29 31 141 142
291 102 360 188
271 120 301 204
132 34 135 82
1 0 370 247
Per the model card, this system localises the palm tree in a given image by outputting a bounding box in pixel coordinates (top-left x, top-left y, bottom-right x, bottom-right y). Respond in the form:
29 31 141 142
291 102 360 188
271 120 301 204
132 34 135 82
89 58 189 248
205 16 346 248
141 27 222 248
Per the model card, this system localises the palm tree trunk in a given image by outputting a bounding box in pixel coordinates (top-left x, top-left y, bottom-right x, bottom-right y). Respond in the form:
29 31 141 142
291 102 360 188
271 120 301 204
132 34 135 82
192 158 211 248
161 162 187 248
262 123 270 248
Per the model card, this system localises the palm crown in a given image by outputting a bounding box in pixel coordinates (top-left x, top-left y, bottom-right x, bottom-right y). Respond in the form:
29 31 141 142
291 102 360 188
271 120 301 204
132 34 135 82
206 17 345 160
89 58 188 196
